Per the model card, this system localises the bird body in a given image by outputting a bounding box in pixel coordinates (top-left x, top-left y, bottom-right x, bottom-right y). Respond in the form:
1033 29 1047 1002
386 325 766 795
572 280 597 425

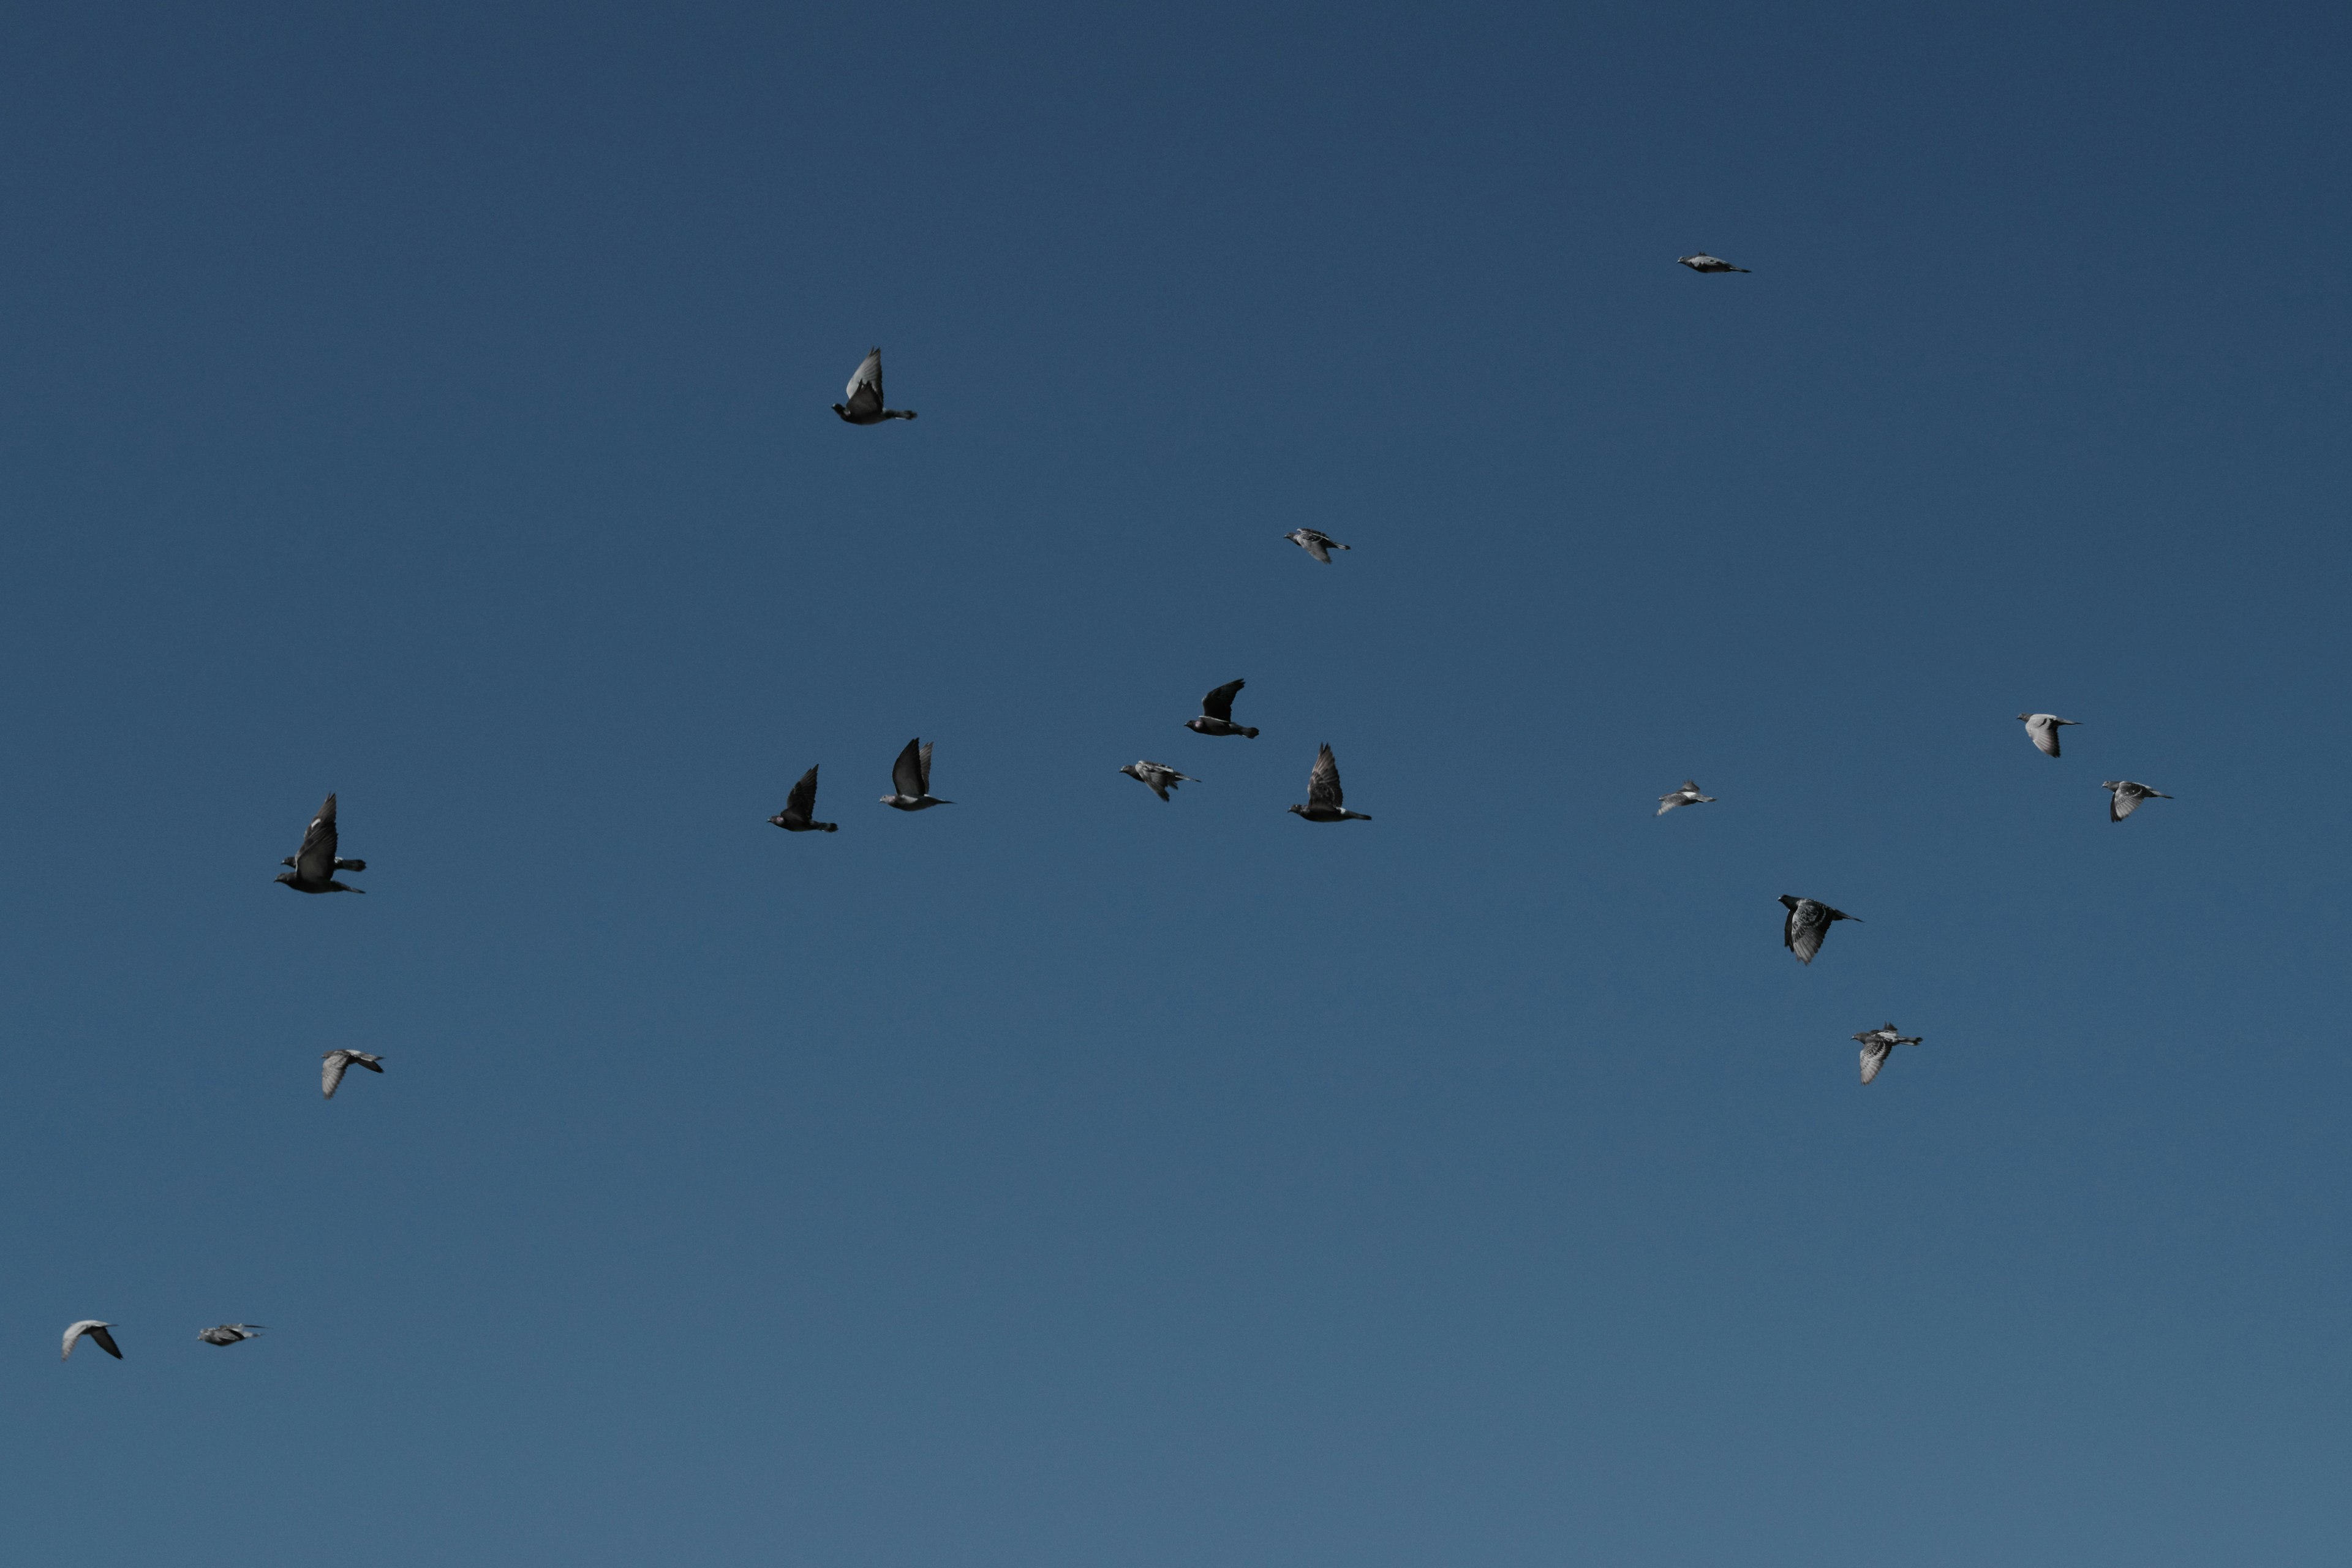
276 793 367 894
1779 895 1858 965
62 1320 121 1361
1284 528 1350 564
2103 780 2172 822
198 1324 265 1346
1185 679 1259 738
1289 744 1372 823
880 738 952 810
1853 1023 1924 1085
1119 760 1197 801
2018 713 2081 758
1676 253 1750 273
322 1049 385 1099
831 348 916 423
1657 780 1716 816
769 765 839 832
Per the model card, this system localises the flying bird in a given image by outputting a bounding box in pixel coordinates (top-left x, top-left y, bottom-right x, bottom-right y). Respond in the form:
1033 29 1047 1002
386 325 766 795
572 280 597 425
276 793 366 894
1185 679 1259 739
1676 254 1751 273
1289 744 1373 823
1779 895 1860 965
2102 780 2172 822
768 766 839 832
1283 528 1351 564
880 739 952 810
1119 761 1197 801
1657 780 1717 816
1853 1023 1924 1085
831 348 916 424
321 1049 385 1099
2018 713 2081 758
197 1324 266 1347
62 1321 122 1362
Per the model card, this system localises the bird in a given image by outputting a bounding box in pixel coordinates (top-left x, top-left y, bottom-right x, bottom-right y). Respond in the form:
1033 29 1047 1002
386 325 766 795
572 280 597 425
1779 895 1860 965
1185 679 1259 738
62 1321 122 1361
1853 1023 1924 1085
1119 761 1197 801
831 347 916 424
2102 780 2172 822
2018 713 2081 758
322 1049 385 1099
276 793 366 894
880 738 952 810
768 766 838 832
1283 527 1350 564
1289 744 1373 823
1676 253 1751 273
197 1324 265 1347
1657 780 1717 816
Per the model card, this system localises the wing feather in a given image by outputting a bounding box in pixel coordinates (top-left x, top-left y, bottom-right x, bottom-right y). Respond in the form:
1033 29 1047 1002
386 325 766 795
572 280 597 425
786 766 820 822
891 739 924 799
843 349 884 417
1202 680 1243 722
1308 745 1343 809
322 1052 349 1099
295 793 339 883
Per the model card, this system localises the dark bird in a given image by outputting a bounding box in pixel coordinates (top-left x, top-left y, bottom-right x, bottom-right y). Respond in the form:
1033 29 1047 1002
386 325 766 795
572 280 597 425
276 793 366 894
62 1321 123 1361
1283 527 1351 564
880 739 952 810
1676 253 1751 273
831 347 916 424
1853 1023 1924 1085
321 1049 385 1099
1656 780 1717 816
197 1324 265 1347
1779 895 1859 965
1289 744 1373 823
1119 760 1197 801
2018 713 2081 758
768 766 838 832
1185 679 1259 739
2103 780 2172 822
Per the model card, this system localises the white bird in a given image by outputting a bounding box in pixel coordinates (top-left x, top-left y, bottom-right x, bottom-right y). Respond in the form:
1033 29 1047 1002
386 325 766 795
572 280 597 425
1289 744 1373 823
1283 527 1350 564
276 793 366 894
831 348 916 424
197 1324 266 1347
1657 780 1716 816
1853 1023 1923 1085
2018 713 2081 758
880 738 952 810
1779 895 1859 965
1119 760 1196 801
2103 780 2172 822
1676 253 1750 273
1185 679 1259 739
62 1320 122 1361
322 1049 385 1099
768 766 838 832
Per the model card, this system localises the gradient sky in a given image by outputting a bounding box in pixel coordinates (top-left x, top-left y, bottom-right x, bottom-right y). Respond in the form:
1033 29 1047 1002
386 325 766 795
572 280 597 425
4 3 2350 1564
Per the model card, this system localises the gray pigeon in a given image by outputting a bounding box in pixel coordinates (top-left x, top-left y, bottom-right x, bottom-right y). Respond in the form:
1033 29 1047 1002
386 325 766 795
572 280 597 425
62 1320 122 1361
1284 528 1350 564
768 766 838 832
1657 780 1716 816
1185 679 1259 738
1289 744 1373 823
880 738 952 810
1677 253 1750 273
1852 1023 1923 1085
321 1049 384 1099
2103 780 2171 822
1119 761 1197 801
831 348 916 424
197 1324 265 1347
1779 895 1859 965
276 793 366 894
2019 713 2081 758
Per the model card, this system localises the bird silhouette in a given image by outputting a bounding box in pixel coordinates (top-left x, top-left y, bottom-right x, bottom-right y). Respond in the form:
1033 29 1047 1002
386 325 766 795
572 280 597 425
1283 528 1351 564
276 793 366 894
1779 895 1859 965
1656 780 1717 816
322 1049 385 1099
1119 761 1197 801
880 739 952 810
831 348 916 423
769 766 838 832
2018 713 2081 758
1185 679 1259 739
62 1321 122 1361
1852 1023 1923 1085
2103 780 2172 822
1289 744 1373 823
1676 253 1751 273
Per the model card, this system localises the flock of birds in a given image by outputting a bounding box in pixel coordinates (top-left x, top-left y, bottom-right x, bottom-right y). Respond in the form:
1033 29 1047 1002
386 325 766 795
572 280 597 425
55 298 2177 1366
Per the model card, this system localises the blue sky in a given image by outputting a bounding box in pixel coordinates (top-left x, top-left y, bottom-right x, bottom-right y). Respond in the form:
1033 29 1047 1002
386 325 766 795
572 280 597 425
4 2 2349 1562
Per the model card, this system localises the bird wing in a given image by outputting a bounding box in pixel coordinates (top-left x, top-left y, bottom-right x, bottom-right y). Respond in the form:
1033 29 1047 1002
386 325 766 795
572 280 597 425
1308 745 1344 809
843 349 884 416
353 1052 385 1072
1299 533 1331 563
891 738 925 798
1787 906 1825 964
87 1325 123 1358
918 741 935 793
63 1320 107 1360
2109 785 2140 821
295 793 339 883
786 766 820 822
1860 1042 1890 1084
1202 679 1243 722
322 1052 349 1099
2027 717 2060 757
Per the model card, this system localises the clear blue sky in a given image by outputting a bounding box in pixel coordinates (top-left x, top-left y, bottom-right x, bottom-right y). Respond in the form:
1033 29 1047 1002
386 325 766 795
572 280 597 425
4 2 2348 1562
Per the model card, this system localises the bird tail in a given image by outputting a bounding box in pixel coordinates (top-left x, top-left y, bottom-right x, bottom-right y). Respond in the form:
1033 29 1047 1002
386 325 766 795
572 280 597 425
891 410 918 420
336 858 366 871
1241 726 1259 738
1345 810 1374 820
818 822 839 831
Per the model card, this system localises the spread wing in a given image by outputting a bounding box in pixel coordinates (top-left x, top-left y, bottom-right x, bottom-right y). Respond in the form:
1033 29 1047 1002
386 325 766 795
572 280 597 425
786 766 820 822
918 741 934 793
1202 679 1244 722
843 348 884 417
87 1324 123 1358
64 1321 119 1360
1299 533 1332 563
1860 1041 1890 1084
892 739 925 799
2107 783 2139 821
1785 905 1825 964
2028 717 2061 757
295 793 339 883
322 1052 349 1099
1308 745 1344 810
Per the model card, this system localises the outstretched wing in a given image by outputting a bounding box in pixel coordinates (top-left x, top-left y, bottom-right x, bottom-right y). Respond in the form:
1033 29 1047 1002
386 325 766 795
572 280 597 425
892 739 925 799
322 1052 349 1099
2108 784 2140 821
1202 679 1244 722
1786 905 1826 964
2027 717 2061 757
1860 1041 1891 1084
1299 533 1332 563
295 794 339 883
918 741 935 793
786 766 820 822
843 349 884 417
1308 745 1344 809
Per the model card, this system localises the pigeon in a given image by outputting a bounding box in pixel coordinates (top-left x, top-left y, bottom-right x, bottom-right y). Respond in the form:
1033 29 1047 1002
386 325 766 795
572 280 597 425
276 793 367 894
1677 253 1751 273
831 348 916 424
2018 713 2081 758
322 1049 385 1099
768 766 839 832
62 1321 122 1361
880 738 952 810
1779 895 1860 965
1853 1023 1923 1085
1283 528 1350 564
1119 761 1197 801
1185 679 1259 739
2102 780 2172 822
1289 744 1373 823
1657 780 1717 816
197 1324 265 1347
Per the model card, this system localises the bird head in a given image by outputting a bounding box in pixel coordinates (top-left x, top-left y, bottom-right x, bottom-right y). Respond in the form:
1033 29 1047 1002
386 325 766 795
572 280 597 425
274 869 298 887
1119 764 1140 780
1287 803 1306 816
